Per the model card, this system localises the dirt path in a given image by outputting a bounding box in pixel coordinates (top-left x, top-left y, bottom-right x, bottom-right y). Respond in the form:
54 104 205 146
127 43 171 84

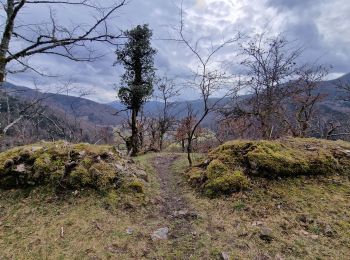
151 155 198 247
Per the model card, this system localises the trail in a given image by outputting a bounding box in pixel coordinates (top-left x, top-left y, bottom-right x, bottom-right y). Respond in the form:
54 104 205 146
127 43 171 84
151 155 198 252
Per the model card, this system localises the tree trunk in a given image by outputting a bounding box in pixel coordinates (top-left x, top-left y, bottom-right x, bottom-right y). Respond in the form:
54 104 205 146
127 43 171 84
0 0 16 85
0 62 6 84
159 132 164 151
181 139 185 152
130 108 139 156
187 138 193 166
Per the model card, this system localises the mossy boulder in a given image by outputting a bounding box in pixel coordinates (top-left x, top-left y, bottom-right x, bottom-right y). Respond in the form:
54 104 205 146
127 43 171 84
186 167 205 187
0 141 147 193
204 170 249 197
190 137 350 196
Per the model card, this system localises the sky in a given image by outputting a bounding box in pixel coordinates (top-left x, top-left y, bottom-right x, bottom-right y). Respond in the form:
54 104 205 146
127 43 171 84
2 0 350 103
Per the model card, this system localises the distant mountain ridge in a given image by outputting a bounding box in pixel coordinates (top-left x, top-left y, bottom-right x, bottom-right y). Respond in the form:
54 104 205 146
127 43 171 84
4 82 121 126
4 72 350 127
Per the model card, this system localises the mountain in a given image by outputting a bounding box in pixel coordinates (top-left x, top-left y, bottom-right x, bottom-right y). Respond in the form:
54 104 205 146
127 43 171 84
4 82 120 126
4 72 350 128
108 97 230 128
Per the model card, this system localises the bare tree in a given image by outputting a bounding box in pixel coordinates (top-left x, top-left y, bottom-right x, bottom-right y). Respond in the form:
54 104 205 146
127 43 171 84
0 80 70 137
154 77 179 151
336 76 350 102
146 116 159 151
176 6 240 166
175 103 202 154
237 34 303 139
285 65 329 137
0 0 126 83
0 80 112 150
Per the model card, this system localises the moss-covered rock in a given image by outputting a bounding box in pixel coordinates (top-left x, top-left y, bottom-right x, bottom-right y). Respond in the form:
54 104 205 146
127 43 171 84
125 179 144 193
205 170 249 197
0 141 148 193
186 167 205 187
191 137 350 196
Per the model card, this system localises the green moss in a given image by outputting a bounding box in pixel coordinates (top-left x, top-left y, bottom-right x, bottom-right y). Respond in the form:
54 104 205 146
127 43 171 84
89 162 116 190
192 137 350 196
245 140 339 177
209 138 348 178
186 167 205 187
70 166 93 186
125 180 144 193
33 153 53 174
50 170 65 183
81 158 93 168
206 159 228 179
204 170 249 197
0 141 146 195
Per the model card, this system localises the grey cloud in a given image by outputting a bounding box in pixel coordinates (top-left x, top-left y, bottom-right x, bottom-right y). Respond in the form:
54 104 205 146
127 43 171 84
3 0 350 102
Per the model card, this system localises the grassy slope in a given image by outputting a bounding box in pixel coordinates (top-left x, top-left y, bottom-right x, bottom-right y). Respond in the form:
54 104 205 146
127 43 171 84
0 153 159 260
1 152 350 259
172 155 350 259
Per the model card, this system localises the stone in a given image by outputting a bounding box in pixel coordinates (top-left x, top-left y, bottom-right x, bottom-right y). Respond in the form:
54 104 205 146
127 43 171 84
259 227 274 242
310 234 319 240
341 149 350 156
126 228 134 235
31 146 43 152
151 227 169 241
299 230 309 236
252 221 264 227
275 254 284 260
220 252 230 260
173 209 198 220
134 169 148 182
305 146 318 151
16 164 26 173
114 163 125 172
78 150 86 158
324 224 333 237
24 209 32 214
173 209 189 217
297 214 308 223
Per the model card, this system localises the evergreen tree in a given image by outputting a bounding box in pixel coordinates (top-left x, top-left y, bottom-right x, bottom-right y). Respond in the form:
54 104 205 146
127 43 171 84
116 24 156 156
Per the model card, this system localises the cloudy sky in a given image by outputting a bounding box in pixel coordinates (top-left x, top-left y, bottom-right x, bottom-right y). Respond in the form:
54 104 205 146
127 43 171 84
3 0 350 103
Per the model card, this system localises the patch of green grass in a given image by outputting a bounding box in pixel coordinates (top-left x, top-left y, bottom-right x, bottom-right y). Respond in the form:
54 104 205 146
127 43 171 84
232 200 246 211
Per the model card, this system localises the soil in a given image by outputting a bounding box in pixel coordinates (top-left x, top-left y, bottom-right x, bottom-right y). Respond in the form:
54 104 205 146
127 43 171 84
151 155 197 250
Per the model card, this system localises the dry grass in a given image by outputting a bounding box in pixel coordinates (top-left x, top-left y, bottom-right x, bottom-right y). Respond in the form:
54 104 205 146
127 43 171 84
172 155 350 259
1 151 350 259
